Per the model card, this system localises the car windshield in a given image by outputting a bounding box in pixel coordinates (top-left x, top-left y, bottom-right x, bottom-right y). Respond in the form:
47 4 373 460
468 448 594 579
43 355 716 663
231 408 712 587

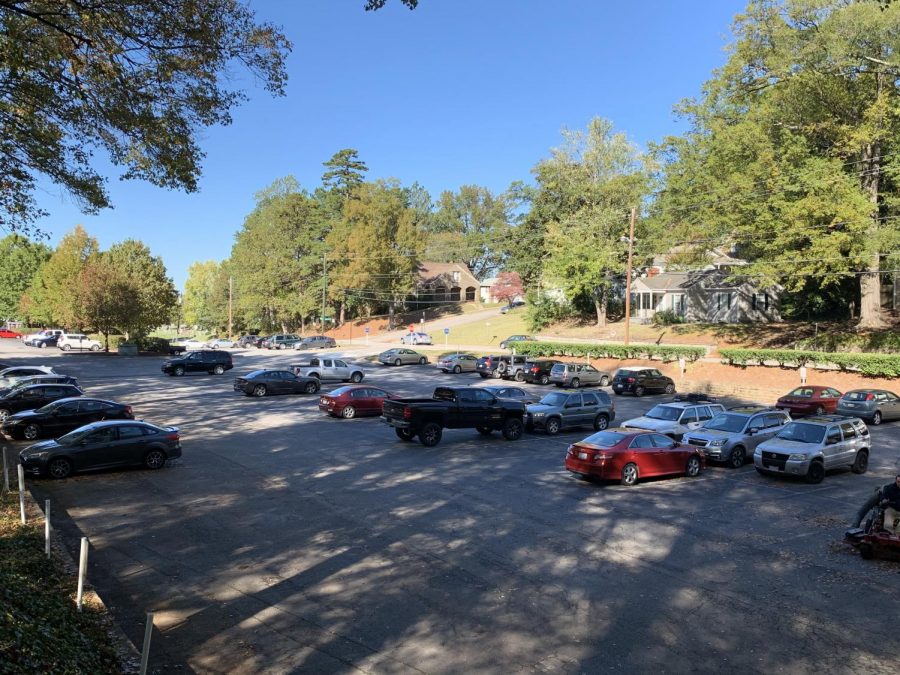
57 426 97 446
645 405 682 421
538 393 569 407
703 414 747 433
776 422 825 444
35 401 61 414
580 431 627 447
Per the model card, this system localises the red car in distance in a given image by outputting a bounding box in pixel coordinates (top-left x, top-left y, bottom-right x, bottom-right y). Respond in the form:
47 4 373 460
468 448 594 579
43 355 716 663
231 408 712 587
564 428 705 486
0 329 23 339
318 385 398 419
775 386 842 417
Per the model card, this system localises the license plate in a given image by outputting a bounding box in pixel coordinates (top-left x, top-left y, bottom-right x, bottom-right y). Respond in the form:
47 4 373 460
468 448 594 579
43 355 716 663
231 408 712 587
844 403 856 407
614 385 622 390
765 463 780 471
578 452 589 460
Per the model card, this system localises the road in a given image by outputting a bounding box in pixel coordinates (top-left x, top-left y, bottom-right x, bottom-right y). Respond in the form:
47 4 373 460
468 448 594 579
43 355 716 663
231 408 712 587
2 340 899 674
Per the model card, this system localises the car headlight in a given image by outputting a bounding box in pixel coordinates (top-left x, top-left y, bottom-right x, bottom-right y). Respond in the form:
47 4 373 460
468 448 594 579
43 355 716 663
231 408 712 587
709 439 726 447
24 451 49 459
789 453 808 461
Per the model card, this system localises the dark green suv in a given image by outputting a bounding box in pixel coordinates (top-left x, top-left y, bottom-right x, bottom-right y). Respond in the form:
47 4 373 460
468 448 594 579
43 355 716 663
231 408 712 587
162 350 233 376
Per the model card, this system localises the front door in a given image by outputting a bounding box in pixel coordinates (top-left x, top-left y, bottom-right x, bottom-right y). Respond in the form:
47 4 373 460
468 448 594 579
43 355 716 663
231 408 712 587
561 394 583 429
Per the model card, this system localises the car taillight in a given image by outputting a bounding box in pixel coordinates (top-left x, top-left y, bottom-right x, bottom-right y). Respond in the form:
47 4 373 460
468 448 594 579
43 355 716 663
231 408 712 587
403 406 412 419
865 393 874 401
594 453 611 462
625 377 635 383
165 433 179 441
530 367 539 373
566 444 575 455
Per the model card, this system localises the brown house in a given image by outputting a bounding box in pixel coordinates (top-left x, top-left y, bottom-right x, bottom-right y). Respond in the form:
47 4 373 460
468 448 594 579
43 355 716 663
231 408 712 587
412 262 480 303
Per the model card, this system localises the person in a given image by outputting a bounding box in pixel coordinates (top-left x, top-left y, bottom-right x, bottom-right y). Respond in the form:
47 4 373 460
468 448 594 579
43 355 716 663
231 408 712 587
881 473 900 536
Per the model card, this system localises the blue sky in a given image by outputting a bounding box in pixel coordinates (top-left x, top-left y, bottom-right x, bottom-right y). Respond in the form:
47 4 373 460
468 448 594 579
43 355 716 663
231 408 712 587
31 0 748 289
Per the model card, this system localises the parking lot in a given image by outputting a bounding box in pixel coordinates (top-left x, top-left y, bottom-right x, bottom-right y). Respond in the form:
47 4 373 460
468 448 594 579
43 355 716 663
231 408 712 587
3 340 900 674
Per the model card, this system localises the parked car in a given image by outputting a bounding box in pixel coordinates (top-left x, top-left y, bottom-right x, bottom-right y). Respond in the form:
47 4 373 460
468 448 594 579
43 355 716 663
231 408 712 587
0 366 57 390
57 333 102 351
401 331 432 346
252 335 272 348
499 334 535 350
498 355 530 382
236 334 260 347
2 397 133 441
836 389 900 426
18 420 181 479
754 415 870 484
161 350 233 376
621 401 726 441
0 374 82 398
28 332 62 349
611 367 675 396
0 384 84 423
775 386 842 417
564 428 705 486
265 334 301 350
381 386 526 447
475 355 527 379
295 335 336 350
0 328 23 339
206 338 235 349
22 329 63 345
522 359 562 385
318 385 398 419
683 406 791 468
526 390 616 435
482 385 540 405
292 357 364 383
548 362 610 388
499 301 526 314
437 353 479 373
379 348 427 366
167 337 195 354
233 369 321 397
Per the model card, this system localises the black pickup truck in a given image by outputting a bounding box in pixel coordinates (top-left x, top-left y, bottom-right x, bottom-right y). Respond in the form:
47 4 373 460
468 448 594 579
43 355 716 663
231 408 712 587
382 386 526 447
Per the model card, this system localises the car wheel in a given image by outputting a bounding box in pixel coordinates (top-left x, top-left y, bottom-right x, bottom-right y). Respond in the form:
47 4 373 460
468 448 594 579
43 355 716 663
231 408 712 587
419 423 442 447
539 374 550 385
350 371 364 383
253 384 267 397
418 357 427 365
729 446 746 469
514 370 525 382
476 426 493 436
571 378 580 388
144 449 166 470
23 423 41 441
39 342 46 348
600 375 609 387
395 428 415 441
90 344 100 351
620 462 639 486
0 409 10 423
62 344 71 351
394 358 402 367
851 450 869 474
213 364 225 375
492 369 502 379
664 383 675 395
593 414 609 431
805 461 825 484
48 458 72 479
545 417 561 435
871 411 882 426
634 385 645 397
342 405 356 419
502 417 524 441
686 455 702 477
304 381 320 394
174 366 185 376
453 365 462 374
814 405 825 416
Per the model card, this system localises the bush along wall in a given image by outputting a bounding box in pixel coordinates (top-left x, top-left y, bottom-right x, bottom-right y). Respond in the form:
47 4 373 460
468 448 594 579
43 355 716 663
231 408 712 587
719 348 900 378
515 341 706 363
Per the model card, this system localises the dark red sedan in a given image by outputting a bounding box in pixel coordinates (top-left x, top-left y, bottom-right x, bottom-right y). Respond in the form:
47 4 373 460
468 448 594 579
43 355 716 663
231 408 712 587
564 428 705 486
318 385 397 419
775 386 842 417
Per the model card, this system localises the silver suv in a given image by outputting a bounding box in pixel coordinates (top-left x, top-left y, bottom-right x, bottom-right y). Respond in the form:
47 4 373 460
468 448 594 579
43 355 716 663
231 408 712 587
684 407 790 469
549 362 610 388
499 355 530 382
622 401 726 440
525 390 615 435
753 415 870 484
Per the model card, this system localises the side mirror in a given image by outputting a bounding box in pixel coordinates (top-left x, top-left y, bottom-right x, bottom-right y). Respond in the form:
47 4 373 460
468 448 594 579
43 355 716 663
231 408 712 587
747 426 760 435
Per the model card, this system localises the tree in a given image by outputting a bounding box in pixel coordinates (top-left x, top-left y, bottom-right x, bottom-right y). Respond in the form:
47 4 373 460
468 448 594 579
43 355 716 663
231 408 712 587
75 256 137 351
104 240 178 339
0 1 290 235
492 272 524 306
0 235 51 320
183 261 226 331
321 149 369 199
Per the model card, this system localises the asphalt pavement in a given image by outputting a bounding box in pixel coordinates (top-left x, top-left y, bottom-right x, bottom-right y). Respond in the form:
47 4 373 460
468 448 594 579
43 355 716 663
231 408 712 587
2 340 899 674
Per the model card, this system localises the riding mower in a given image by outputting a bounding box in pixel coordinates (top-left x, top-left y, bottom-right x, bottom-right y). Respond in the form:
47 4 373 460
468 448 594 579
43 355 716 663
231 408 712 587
845 487 900 560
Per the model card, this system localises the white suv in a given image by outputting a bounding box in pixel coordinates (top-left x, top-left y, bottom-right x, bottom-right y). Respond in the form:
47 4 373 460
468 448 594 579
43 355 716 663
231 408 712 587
58 334 102 352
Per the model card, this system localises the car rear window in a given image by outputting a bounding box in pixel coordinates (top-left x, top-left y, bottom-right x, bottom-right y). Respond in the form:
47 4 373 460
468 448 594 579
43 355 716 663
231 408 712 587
841 391 871 401
787 388 815 398
550 364 566 373
581 431 627 447
330 386 353 396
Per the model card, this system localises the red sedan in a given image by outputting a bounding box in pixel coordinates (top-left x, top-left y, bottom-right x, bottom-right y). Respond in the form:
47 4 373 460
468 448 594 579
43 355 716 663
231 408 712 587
564 428 705 486
318 385 397 419
775 386 841 417
0 329 23 339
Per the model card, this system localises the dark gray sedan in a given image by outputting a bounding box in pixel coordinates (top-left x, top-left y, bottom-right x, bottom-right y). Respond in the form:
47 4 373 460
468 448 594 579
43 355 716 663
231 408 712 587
233 370 321 397
836 389 900 425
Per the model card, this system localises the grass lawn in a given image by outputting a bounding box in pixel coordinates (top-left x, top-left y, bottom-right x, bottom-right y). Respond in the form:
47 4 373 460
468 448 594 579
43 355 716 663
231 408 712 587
423 310 530 348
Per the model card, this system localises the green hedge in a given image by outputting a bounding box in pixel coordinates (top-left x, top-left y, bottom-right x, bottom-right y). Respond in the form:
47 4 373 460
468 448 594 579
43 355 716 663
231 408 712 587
719 348 900 378
514 341 706 362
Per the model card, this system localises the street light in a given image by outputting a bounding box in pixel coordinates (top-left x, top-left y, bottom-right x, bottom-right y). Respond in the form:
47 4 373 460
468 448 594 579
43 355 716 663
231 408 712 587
623 208 636 346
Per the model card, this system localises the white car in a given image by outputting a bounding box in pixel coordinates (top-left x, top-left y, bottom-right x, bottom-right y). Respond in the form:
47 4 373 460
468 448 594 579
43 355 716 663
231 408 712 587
621 402 726 441
400 331 432 345
58 333 102 351
206 338 234 349
0 365 57 389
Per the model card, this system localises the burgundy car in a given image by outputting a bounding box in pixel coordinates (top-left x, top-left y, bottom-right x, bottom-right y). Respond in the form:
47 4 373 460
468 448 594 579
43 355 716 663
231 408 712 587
318 385 397 419
776 386 841 417
564 428 705 486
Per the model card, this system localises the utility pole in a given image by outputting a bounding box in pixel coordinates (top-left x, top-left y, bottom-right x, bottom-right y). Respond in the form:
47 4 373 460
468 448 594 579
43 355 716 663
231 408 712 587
227 276 233 339
322 252 327 332
624 207 636 346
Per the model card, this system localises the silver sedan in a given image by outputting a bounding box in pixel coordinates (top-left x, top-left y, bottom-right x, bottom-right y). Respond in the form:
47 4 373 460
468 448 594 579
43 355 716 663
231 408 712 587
437 353 478 373
379 348 428 366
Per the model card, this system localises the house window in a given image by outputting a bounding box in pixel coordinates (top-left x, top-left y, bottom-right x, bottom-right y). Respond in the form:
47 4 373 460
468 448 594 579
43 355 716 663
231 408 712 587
452 271 460 283
672 294 685 315
752 293 769 311
717 292 733 311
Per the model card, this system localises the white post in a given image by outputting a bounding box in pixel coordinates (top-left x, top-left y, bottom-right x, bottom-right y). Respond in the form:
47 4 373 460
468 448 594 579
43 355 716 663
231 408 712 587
139 612 154 675
76 537 89 611
2 446 9 494
45 500 51 557
445 332 448 346
18 464 25 524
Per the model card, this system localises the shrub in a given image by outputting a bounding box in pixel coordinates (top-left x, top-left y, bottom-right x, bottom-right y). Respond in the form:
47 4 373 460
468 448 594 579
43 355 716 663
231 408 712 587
719 348 900 378
134 336 170 353
514 341 705 362
525 292 574 332
651 310 685 326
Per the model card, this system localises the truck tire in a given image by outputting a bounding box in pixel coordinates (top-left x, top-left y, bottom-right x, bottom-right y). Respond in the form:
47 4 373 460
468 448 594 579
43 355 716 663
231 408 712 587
502 417 524 441
419 423 442 447
395 428 415 442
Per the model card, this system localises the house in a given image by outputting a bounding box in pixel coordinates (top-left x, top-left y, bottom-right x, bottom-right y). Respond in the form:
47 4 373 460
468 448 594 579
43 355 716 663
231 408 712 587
412 262 480 303
630 247 782 323
479 277 525 304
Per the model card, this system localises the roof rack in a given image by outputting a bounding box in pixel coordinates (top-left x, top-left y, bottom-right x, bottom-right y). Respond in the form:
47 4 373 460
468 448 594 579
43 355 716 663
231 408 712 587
672 393 715 402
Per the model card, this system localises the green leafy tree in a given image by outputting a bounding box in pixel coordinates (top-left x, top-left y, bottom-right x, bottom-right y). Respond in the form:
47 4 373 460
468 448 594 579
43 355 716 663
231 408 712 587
321 149 369 200
104 240 178 339
183 261 225 331
0 235 51 320
0 1 290 235
75 256 137 351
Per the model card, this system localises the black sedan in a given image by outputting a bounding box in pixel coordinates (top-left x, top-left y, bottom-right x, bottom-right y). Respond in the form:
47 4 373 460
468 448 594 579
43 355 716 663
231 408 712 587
2 397 133 441
0 384 84 423
19 420 182 479
233 369 321 397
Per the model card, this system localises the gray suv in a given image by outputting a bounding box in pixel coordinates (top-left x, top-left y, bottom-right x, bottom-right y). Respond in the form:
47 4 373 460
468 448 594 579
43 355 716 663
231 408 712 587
549 362 610 388
753 415 870 484
525 390 615 435
622 401 725 441
684 407 791 469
